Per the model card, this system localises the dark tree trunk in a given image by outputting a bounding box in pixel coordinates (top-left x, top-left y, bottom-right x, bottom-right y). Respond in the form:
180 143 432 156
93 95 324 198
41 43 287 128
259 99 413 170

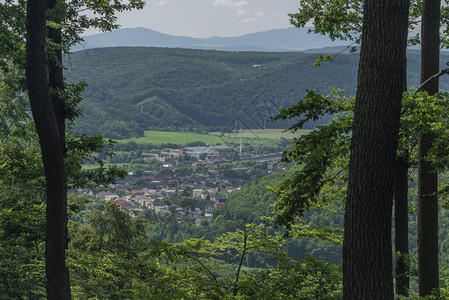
395 155 410 296
418 133 439 296
417 0 440 296
25 0 71 299
47 0 66 148
343 0 409 299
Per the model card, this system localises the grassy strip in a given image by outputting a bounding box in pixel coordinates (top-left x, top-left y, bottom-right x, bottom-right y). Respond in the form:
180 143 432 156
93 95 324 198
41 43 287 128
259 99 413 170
115 129 305 146
117 130 266 145
210 129 307 140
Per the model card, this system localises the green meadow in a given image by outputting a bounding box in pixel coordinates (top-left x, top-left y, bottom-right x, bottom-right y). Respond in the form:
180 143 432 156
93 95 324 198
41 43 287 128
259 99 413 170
212 129 307 141
115 129 306 146
116 131 225 145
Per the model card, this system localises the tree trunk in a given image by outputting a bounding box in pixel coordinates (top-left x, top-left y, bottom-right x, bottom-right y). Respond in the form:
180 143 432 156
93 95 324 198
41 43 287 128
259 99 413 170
47 0 66 148
25 0 71 299
417 0 440 296
418 133 439 296
395 155 410 296
343 0 409 299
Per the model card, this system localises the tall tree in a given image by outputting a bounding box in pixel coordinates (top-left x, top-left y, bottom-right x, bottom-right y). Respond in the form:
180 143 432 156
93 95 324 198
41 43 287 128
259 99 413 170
343 0 409 299
418 0 441 295
25 0 71 298
47 0 65 148
0 63 47 298
395 154 410 296
9 0 143 298
288 0 449 296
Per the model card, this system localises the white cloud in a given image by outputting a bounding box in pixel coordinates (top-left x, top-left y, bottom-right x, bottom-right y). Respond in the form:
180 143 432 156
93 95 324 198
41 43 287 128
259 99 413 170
235 10 247 16
155 0 167 6
273 13 290 20
242 17 259 23
213 0 248 8
254 11 265 17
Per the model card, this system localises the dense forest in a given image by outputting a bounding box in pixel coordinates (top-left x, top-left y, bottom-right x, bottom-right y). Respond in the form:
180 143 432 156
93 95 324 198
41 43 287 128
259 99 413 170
66 47 449 138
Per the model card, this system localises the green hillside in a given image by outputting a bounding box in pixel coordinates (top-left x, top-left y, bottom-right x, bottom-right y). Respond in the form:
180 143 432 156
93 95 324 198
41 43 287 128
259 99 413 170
65 47 449 138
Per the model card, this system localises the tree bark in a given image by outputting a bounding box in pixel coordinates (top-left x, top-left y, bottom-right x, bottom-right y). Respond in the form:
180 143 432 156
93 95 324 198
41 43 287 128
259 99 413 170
417 0 440 296
25 0 71 299
395 155 410 296
47 0 66 148
343 0 409 299
418 133 439 296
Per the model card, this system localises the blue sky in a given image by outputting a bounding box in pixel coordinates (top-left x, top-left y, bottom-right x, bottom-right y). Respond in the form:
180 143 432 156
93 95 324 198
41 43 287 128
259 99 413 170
110 0 300 38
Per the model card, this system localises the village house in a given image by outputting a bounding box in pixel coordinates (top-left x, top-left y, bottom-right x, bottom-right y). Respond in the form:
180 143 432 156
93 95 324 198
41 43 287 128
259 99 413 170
162 189 177 199
205 205 214 214
201 190 210 200
95 191 113 199
227 186 239 195
114 199 135 210
212 195 226 210
145 189 159 196
175 211 186 220
213 202 226 210
193 189 203 198
154 204 170 214
130 189 144 196
115 187 129 194
211 194 227 203
105 194 120 201
207 187 218 194
138 196 152 206
151 201 165 211
190 208 202 218
75 189 94 197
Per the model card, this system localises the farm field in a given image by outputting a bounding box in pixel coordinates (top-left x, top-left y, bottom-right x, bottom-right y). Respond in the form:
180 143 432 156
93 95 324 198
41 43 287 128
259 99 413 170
212 129 308 141
116 131 227 145
115 129 307 146
82 163 142 170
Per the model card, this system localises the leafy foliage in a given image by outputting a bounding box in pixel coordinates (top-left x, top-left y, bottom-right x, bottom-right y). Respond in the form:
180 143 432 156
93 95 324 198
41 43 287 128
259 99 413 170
272 85 449 229
289 0 363 43
272 88 353 228
0 64 46 297
152 221 342 299
289 0 449 49
69 201 152 298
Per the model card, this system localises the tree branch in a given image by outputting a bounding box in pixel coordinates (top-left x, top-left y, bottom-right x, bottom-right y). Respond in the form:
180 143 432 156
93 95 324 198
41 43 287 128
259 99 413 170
186 254 223 297
233 219 247 297
415 67 449 94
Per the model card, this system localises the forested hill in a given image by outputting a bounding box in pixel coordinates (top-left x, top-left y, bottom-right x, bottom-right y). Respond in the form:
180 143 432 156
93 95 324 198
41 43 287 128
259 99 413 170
65 47 449 139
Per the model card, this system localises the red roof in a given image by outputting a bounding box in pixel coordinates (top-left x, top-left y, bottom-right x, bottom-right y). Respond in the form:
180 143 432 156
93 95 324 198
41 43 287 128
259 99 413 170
114 199 133 209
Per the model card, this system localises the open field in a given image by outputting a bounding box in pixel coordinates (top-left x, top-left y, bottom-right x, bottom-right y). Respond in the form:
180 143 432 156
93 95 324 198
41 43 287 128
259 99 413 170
115 129 308 146
117 131 227 145
82 163 143 170
211 129 308 140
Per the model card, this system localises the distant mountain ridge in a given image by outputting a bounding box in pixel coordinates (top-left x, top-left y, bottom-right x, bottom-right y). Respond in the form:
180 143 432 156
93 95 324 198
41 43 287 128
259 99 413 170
73 27 349 52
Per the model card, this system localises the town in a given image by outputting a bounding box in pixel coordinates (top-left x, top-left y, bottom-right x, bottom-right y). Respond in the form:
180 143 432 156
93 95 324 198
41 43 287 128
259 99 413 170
75 144 285 225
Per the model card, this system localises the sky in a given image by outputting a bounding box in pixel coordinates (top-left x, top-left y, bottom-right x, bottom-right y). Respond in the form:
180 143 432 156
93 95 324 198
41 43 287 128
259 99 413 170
110 0 300 38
